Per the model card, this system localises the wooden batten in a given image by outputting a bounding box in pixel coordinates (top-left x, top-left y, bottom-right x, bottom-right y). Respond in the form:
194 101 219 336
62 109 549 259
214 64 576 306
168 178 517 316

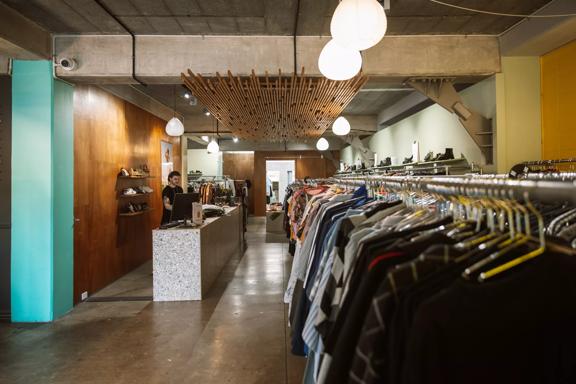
182 68 368 142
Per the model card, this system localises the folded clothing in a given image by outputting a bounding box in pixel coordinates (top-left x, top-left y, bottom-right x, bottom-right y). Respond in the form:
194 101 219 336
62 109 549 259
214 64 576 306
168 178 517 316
202 204 225 217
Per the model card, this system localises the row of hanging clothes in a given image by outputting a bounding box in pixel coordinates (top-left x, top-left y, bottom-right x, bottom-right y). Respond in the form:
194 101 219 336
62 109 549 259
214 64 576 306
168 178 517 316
284 174 576 384
187 177 236 205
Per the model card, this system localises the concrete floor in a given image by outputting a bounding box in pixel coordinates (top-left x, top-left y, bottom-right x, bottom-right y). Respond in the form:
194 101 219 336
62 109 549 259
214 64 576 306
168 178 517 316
0 217 306 384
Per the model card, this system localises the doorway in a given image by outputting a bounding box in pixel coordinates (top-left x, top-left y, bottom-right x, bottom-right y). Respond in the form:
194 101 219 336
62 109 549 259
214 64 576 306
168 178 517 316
265 160 295 207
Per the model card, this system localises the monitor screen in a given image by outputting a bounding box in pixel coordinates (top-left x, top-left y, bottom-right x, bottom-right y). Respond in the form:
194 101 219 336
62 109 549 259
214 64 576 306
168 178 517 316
170 193 200 222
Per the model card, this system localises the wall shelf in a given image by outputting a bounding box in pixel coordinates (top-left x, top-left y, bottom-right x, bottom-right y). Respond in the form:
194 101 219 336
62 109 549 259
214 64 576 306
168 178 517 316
118 175 153 179
119 208 153 217
119 193 151 198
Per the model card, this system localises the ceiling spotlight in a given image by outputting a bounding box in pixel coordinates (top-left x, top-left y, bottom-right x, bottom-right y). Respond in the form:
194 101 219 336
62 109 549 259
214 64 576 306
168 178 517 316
165 117 184 137
316 137 329 151
203 108 211 116
332 116 351 136
207 139 220 153
233 137 239 143
318 39 362 81
331 0 388 51
201 135 209 142
183 92 191 99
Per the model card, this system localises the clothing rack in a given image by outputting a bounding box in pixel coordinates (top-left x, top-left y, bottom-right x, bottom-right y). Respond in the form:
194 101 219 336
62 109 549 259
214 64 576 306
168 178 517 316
329 174 576 205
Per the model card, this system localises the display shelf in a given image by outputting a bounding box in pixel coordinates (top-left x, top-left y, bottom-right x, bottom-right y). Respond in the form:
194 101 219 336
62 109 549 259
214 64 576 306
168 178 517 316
119 193 151 198
119 208 153 217
118 175 153 179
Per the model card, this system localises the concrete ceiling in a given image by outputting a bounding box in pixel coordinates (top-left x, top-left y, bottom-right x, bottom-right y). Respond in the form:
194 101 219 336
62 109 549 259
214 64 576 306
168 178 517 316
0 0 553 36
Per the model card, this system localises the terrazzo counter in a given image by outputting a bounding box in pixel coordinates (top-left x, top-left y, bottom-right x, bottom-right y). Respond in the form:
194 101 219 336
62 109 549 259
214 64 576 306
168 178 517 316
153 206 242 301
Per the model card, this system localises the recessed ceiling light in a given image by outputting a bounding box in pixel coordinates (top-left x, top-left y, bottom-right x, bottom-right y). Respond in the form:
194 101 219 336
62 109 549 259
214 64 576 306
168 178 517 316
233 137 239 143
183 92 191 99
202 107 210 116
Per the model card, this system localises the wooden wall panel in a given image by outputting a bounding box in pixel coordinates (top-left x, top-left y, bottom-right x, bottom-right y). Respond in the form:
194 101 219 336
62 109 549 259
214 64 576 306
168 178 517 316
253 151 339 216
74 85 181 303
222 152 255 214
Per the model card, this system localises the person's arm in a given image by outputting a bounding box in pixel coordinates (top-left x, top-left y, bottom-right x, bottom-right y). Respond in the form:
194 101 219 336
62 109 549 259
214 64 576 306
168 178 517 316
164 196 173 210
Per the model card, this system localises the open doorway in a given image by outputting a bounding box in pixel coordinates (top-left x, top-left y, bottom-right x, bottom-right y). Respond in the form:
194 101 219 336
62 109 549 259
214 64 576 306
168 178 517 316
265 160 295 242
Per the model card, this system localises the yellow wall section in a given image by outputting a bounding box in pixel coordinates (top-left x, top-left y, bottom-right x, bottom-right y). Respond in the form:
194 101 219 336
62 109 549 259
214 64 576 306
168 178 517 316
495 57 542 173
541 40 576 159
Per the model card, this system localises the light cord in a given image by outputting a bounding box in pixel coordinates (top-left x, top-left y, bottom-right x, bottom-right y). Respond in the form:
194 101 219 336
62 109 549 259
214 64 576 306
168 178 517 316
429 0 576 18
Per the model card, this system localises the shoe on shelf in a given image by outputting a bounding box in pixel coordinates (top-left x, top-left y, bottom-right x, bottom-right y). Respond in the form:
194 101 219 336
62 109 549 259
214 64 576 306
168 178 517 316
437 148 455 161
140 186 154 194
424 151 434 162
119 168 129 177
384 157 391 166
128 203 136 213
402 155 413 164
123 188 138 195
142 164 150 175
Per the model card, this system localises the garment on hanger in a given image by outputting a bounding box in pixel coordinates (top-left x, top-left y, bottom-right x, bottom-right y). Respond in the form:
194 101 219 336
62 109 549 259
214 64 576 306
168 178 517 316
284 177 576 384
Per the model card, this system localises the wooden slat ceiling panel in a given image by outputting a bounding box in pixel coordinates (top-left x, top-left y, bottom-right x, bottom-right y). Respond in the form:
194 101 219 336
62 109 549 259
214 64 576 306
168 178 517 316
182 68 368 141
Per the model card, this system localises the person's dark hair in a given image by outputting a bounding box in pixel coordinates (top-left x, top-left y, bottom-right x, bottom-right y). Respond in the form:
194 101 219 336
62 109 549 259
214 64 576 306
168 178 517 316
168 171 181 181
244 179 252 189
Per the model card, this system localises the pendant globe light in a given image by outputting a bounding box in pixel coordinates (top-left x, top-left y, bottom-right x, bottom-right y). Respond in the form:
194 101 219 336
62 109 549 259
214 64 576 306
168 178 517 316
207 139 220 153
165 117 184 137
316 137 329 151
332 116 351 136
318 39 362 81
331 0 387 51
165 86 184 137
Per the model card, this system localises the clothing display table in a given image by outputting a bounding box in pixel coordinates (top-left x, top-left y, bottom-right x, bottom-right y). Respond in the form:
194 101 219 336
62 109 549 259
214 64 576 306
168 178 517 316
152 206 242 301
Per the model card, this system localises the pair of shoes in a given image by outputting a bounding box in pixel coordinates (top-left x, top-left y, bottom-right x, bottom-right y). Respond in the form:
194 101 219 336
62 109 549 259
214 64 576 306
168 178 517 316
402 155 413 164
378 157 391 167
123 188 138 195
118 168 130 177
435 148 455 161
137 185 154 194
129 168 144 177
127 202 149 213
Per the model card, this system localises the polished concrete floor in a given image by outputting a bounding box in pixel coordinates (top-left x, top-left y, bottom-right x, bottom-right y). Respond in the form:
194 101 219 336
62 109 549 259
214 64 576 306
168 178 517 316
0 217 306 384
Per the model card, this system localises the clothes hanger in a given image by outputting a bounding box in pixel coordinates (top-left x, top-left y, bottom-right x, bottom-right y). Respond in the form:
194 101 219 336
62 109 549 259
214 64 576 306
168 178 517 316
478 193 546 281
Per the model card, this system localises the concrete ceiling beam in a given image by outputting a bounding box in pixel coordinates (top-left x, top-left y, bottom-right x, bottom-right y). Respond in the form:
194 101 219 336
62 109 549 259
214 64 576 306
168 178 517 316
0 3 51 60
54 35 501 83
500 0 576 56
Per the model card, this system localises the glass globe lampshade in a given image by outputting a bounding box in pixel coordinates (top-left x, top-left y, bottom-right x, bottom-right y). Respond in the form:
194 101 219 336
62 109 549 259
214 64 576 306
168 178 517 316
332 116 351 136
330 0 387 51
207 139 220 153
165 117 184 137
318 39 362 81
316 137 329 151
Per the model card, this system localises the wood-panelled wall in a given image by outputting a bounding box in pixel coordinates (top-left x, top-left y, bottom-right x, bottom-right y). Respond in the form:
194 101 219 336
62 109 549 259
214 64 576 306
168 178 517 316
222 152 255 214
541 39 576 159
253 151 339 216
74 85 180 303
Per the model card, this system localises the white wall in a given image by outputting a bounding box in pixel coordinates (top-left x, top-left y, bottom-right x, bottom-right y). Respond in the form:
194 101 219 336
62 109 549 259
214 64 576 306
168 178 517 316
341 77 496 171
266 160 295 203
187 149 223 176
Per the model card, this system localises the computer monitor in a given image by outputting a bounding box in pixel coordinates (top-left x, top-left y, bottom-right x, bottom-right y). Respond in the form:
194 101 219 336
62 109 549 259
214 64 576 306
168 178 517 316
170 193 200 223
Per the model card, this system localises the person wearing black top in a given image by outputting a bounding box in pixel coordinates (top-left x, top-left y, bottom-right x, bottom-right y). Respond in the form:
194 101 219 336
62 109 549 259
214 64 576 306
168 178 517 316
161 171 184 224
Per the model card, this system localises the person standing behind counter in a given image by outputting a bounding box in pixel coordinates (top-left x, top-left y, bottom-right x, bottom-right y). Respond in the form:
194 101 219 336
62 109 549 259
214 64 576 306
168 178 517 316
161 171 184 225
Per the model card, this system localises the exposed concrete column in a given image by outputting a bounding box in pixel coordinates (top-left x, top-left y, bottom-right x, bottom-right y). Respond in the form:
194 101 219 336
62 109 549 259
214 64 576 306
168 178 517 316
54 35 501 83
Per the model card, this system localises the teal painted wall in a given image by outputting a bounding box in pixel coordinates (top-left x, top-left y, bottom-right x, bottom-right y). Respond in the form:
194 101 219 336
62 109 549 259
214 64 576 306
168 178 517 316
52 80 74 319
11 61 74 322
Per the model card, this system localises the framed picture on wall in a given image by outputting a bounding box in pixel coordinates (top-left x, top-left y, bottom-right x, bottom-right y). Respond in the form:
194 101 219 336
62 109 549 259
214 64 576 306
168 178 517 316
161 141 173 187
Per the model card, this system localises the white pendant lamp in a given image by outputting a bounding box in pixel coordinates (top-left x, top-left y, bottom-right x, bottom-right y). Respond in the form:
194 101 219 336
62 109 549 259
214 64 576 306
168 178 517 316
207 139 220 153
318 39 362 81
316 137 329 151
165 117 184 137
330 0 387 51
332 116 351 136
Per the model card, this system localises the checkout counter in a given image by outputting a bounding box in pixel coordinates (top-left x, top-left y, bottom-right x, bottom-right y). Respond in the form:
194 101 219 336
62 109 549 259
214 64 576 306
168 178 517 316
152 206 243 301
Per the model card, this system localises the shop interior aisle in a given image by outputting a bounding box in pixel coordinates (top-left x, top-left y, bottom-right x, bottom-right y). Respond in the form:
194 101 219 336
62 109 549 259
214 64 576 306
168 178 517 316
0 218 305 384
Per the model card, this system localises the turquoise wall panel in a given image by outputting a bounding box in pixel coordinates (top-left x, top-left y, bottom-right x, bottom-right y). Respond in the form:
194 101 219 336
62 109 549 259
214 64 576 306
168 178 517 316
52 80 74 318
11 60 54 322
